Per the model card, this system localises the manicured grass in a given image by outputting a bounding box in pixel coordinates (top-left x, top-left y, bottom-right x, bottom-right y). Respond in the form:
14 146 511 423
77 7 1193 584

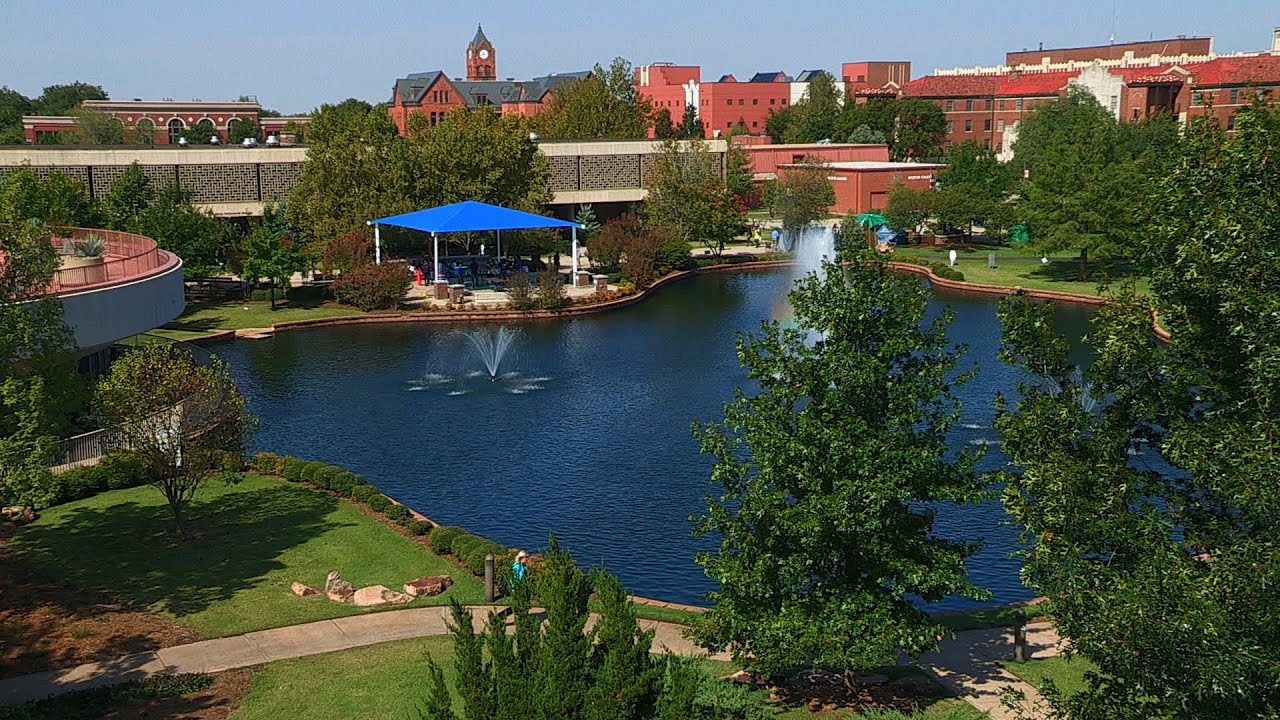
937 605 1052 633
625 602 705 626
231 636 461 720
232 638 986 720
1000 655 1098 699
152 300 363 340
9 475 483 637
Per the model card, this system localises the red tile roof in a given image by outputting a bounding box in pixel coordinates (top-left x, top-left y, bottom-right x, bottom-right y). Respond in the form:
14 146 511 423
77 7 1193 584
1187 56 1280 87
904 70 1075 98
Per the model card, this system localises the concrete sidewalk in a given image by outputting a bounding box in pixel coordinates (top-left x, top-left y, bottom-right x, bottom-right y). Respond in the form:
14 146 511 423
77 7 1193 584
0 604 719 706
916 622 1063 720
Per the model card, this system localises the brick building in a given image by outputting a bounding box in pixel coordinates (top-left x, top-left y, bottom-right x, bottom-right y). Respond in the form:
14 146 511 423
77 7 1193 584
22 99 309 145
903 32 1280 156
386 25 591 134
637 64 797 136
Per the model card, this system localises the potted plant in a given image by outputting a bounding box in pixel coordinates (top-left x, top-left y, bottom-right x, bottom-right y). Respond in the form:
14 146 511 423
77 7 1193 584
59 235 108 285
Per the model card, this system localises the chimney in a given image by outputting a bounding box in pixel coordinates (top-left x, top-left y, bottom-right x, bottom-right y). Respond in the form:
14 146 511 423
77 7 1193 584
1273 27 1280 53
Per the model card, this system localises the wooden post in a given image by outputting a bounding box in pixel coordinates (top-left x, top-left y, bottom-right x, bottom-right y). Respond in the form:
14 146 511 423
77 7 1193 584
1013 609 1028 662
484 554 495 602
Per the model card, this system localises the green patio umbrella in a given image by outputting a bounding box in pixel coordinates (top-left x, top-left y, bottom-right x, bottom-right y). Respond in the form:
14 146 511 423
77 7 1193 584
854 212 890 228
1009 224 1031 244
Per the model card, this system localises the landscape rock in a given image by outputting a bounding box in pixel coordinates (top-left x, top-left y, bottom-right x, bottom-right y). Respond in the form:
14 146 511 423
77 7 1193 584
352 585 414 607
324 570 355 604
403 575 453 597
291 582 322 598
1 506 36 525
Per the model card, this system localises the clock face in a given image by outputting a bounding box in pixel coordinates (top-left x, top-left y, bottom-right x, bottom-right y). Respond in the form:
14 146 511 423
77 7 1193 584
479 49 489 60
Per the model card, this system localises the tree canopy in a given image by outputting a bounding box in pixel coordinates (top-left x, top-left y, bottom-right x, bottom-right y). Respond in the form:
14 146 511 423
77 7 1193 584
642 139 742 259
534 58 653 139
692 252 988 680
995 100 1280 719
764 158 835 230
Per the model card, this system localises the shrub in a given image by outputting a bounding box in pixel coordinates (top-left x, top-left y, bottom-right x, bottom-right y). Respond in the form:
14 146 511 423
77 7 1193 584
96 452 148 491
327 471 359 497
57 465 107 503
535 269 570 310
383 503 411 522
463 541 505 576
249 287 279 302
285 284 331 302
407 520 433 536
365 494 392 514
250 451 282 474
299 462 323 483
429 525 466 554
656 229 694 273
0 672 214 720
506 270 536 311
332 263 410 311
282 458 309 482
324 232 371 273
449 534 485 559
351 485 381 505
215 451 245 472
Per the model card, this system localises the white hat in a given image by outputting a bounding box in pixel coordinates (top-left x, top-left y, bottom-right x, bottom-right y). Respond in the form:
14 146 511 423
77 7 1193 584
516 550 528 559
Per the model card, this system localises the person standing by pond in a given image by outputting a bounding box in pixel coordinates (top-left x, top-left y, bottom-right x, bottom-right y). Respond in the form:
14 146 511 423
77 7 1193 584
511 550 529 587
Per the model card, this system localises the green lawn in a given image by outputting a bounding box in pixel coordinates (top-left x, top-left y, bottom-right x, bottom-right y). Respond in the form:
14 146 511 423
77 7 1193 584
152 300 363 341
1000 655 1099 699
232 638 986 720
9 475 483 637
623 602 704 626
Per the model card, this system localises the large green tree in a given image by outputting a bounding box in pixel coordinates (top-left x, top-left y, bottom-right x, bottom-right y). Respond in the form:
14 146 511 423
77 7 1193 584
95 345 252 538
1012 88 1176 279
0 221 80 508
240 203 306 307
0 166 98 227
995 101 1280 719
287 99 416 242
782 72 842 144
33 82 107 116
130 181 233 279
0 86 33 144
642 139 742 259
692 251 988 682
534 58 653 139
764 157 835 230
66 105 124 144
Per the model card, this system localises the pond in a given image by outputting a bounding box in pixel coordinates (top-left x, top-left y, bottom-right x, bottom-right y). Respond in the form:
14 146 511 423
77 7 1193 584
214 268 1094 611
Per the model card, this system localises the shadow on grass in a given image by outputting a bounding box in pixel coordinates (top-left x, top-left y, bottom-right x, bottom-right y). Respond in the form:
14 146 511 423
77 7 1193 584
10 484 347 621
162 315 228 333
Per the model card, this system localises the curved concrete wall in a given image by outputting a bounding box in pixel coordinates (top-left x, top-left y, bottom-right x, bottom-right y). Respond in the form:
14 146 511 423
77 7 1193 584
57 258 185 352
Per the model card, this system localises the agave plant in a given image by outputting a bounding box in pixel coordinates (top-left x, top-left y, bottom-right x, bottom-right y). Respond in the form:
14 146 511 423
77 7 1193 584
72 235 107 258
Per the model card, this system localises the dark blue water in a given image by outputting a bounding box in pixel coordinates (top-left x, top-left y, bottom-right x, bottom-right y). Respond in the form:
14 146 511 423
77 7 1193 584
214 269 1094 610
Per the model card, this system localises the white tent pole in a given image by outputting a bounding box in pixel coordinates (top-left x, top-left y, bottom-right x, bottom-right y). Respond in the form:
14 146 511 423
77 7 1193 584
571 226 579 280
432 231 440 282
374 223 382 265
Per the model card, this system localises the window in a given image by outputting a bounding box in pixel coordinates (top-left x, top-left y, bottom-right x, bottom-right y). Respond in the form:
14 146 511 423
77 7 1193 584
998 99 1006 110
946 100 955 112
965 99 974 111
997 119 1005 131
1192 91 1204 106
964 120 973 132
726 99 732 106
984 139 992 149
792 154 806 163
1110 95 1119 114
752 98 758 105
1016 98 1024 112
1258 88 1271 101
984 119 992 131
782 98 788 105
752 121 758 127
857 74 865 82
1230 88 1240 104
167 118 184 144
738 99 744 105
770 98 775 105
946 121 954 133
1227 115 1237 130
985 99 993 110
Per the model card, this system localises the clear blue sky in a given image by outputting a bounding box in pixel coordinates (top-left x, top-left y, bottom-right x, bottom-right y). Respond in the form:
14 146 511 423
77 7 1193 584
4 0 1276 114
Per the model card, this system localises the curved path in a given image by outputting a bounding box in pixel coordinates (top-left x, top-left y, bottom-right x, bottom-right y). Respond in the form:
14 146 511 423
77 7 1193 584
0 603 1059 719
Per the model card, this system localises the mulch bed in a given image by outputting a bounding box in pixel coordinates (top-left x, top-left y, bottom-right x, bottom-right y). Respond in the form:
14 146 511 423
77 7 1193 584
0 523 206 679
101 669 253 720
770 673 956 717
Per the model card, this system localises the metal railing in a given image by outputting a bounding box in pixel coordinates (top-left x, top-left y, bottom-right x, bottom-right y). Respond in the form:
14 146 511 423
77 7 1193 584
50 227 169 292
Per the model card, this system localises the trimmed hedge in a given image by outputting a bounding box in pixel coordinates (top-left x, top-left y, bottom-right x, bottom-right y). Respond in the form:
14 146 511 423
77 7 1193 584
0 673 213 720
250 452 511 579
28 452 150 509
895 257 966 282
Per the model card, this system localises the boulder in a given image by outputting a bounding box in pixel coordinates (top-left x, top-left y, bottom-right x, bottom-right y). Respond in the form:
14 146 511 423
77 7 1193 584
291 582 322 598
352 585 414 607
1 506 36 525
325 570 355 604
403 575 453 597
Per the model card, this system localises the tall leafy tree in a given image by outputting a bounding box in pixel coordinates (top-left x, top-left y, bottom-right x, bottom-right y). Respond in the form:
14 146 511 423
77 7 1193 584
0 166 97 227
102 162 154 229
782 72 842 143
652 108 675 138
66 105 124 144
890 98 947 160
676 105 704 139
227 118 261 144
240 204 305 307
643 139 742 258
34 82 107 116
0 86 34 144
131 181 233 278
0 221 80 509
95 345 252 538
288 99 415 242
535 58 653 139
692 251 988 682
995 101 1280 719
407 106 551 212
765 157 835 230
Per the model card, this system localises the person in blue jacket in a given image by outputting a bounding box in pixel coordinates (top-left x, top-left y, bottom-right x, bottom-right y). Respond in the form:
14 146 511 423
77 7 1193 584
511 550 529 585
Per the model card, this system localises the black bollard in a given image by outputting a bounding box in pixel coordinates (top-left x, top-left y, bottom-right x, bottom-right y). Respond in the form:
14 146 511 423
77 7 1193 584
1013 609 1028 662
484 554 495 603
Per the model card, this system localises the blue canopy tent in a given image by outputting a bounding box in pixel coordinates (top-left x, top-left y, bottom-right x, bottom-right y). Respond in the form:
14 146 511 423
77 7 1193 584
368 200 582 282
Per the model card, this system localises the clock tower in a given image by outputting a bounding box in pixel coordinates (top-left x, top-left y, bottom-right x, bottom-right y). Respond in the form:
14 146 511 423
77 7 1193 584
466 25 496 81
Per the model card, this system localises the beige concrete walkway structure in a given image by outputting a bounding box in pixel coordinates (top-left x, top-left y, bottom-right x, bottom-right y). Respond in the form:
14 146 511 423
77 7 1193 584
0 605 722 706
917 622 1063 720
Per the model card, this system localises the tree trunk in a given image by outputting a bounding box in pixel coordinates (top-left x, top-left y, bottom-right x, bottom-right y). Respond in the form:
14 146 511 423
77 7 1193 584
1079 247 1090 282
169 496 192 540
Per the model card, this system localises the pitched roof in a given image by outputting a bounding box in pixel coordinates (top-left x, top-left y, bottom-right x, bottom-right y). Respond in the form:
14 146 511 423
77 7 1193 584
750 71 788 83
795 69 828 82
904 70 1075 98
718 74 737 82
469 24 491 49
392 71 446 104
452 71 592 108
1187 56 1280 87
